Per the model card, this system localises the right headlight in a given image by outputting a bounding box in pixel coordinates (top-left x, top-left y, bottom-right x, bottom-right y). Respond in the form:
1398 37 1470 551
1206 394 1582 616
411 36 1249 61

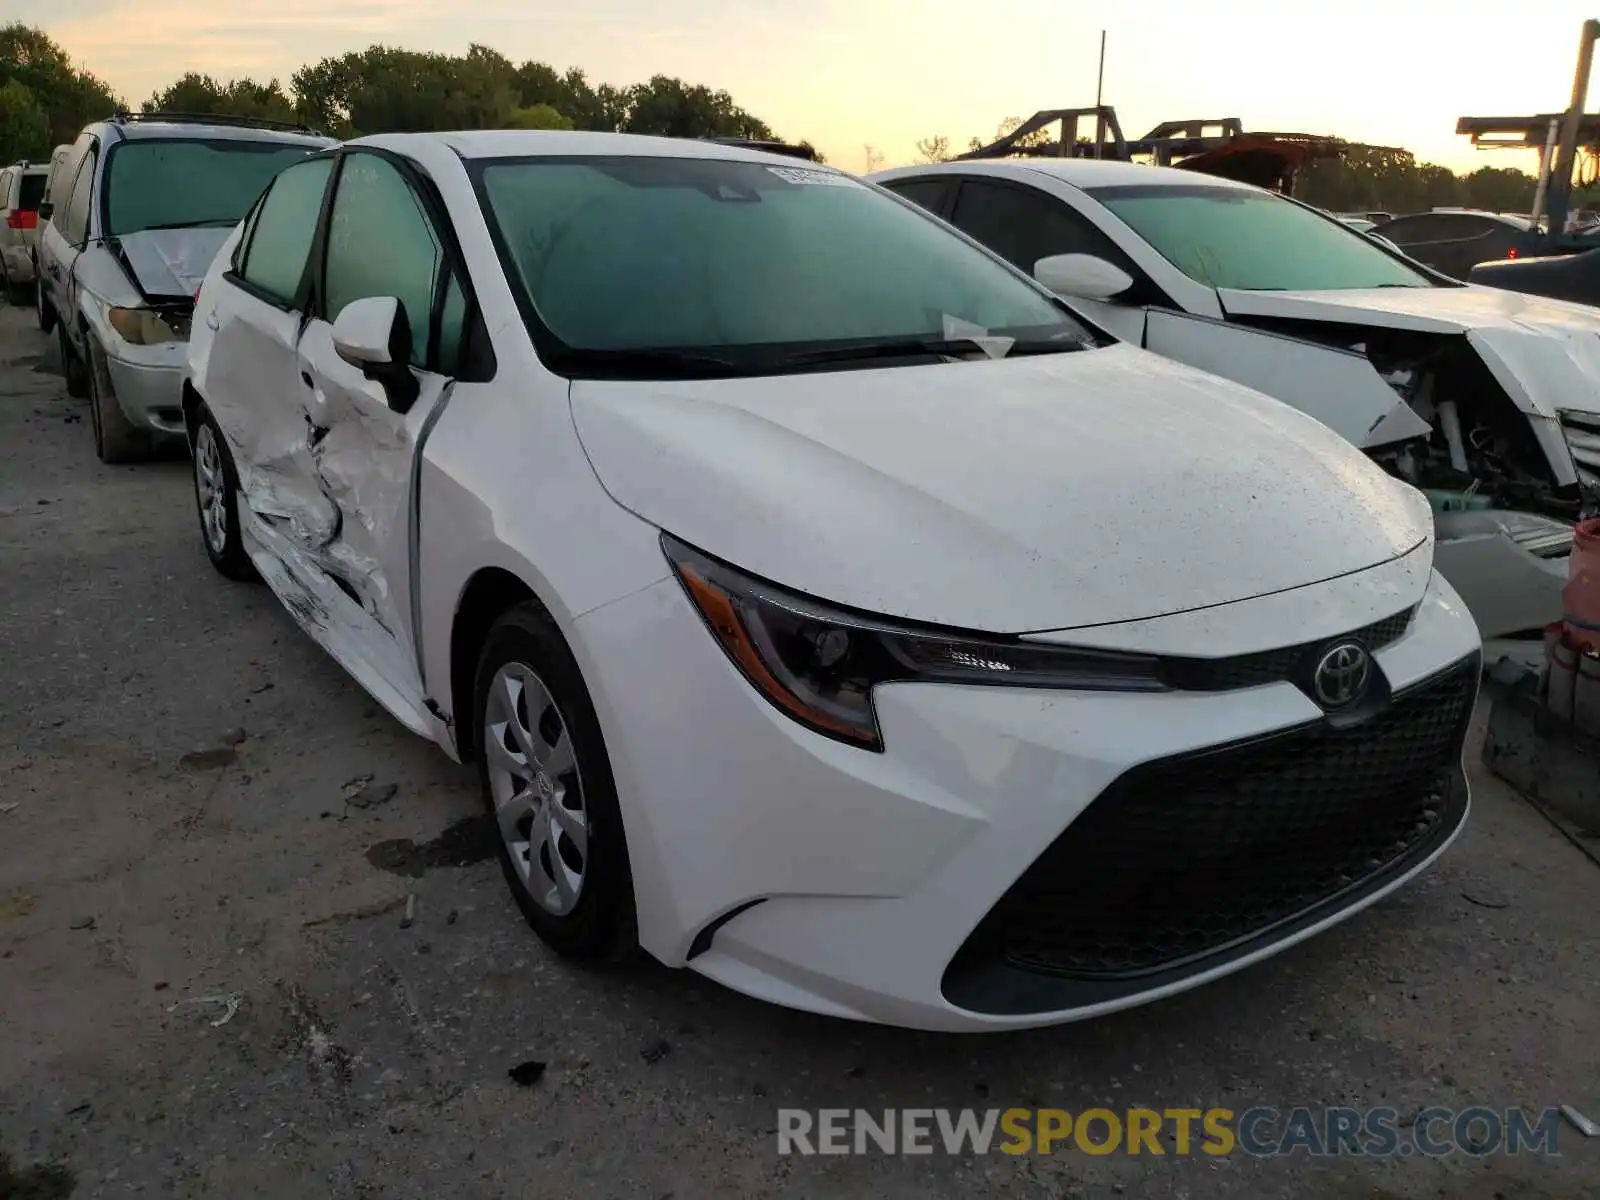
663 533 1166 752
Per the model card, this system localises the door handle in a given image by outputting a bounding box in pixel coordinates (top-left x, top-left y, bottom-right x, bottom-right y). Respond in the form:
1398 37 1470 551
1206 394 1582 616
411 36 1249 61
205 312 219 332
300 370 314 388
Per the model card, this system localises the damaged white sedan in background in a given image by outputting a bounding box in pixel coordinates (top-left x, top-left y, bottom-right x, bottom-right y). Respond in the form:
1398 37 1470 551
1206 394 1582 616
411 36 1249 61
185 132 1481 1031
873 160 1600 640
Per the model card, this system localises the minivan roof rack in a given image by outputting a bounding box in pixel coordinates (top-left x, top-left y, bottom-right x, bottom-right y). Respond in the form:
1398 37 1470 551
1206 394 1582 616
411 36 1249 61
110 110 317 135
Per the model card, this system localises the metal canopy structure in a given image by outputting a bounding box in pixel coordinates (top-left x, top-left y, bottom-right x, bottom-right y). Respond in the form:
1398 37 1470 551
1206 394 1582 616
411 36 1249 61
954 106 1404 194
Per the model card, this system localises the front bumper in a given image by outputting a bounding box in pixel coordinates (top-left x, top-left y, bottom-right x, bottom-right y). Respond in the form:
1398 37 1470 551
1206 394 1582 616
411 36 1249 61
102 344 187 436
572 566 1481 1031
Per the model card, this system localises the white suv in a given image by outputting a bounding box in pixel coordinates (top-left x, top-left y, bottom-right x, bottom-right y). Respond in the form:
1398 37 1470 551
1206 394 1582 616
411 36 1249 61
0 161 48 301
35 113 332 462
185 132 1481 1031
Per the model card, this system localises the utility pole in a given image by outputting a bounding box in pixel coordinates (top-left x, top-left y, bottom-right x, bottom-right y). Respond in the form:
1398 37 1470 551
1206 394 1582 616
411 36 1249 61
1549 18 1600 236
1094 31 1107 159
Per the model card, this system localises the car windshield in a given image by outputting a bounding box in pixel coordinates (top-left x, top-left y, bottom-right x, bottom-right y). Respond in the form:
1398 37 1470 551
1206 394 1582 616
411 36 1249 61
1090 184 1435 291
104 138 318 237
474 155 1092 375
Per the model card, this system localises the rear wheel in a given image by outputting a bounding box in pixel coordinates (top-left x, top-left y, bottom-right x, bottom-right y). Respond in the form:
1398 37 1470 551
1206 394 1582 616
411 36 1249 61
475 601 637 961
191 404 254 581
85 338 146 464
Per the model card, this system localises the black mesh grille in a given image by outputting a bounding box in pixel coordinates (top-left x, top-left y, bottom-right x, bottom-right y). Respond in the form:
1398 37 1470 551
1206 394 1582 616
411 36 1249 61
949 657 1476 993
1159 607 1414 692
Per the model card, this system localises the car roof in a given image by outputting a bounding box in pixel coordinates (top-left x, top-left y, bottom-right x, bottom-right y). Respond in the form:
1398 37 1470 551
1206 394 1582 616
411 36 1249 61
98 119 334 149
874 157 1260 193
354 129 834 168
2 161 49 174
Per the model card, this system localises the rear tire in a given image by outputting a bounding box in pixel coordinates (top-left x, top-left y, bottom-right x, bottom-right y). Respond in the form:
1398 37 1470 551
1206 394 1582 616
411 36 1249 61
190 403 255 581
474 601 638 962
85 338 146 464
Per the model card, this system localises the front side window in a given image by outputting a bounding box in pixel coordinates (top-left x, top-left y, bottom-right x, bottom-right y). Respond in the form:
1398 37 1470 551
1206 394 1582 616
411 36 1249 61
950 179 1137 276
322 153 448 369
475 155 1090 376
1091 184 1434 291
238 156 333 305
104 138 319 236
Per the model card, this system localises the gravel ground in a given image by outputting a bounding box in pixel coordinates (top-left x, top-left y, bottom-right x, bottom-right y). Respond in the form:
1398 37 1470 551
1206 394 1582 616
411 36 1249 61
1 301 1598 1199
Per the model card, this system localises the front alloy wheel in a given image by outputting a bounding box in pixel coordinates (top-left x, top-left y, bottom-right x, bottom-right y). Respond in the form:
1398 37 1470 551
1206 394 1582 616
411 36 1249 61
474 601 636 960
484 662 589 916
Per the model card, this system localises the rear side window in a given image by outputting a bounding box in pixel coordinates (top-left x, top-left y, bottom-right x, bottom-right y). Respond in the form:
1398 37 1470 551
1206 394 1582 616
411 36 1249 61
238 156 333 306
19 174 46 210
883 178 952 215
950 179 1137 277
1382 214 1494 242
322 153 447 369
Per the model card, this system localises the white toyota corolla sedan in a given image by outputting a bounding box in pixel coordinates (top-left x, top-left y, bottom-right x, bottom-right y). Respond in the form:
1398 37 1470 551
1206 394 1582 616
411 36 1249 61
184 132 1481 1031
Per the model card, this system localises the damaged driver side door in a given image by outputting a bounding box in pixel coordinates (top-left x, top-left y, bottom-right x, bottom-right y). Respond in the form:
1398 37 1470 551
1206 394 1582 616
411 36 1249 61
284 150 465 704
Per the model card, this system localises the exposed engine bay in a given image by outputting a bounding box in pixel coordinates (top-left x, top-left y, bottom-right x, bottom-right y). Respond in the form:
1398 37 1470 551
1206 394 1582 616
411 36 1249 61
1363 332 1590 522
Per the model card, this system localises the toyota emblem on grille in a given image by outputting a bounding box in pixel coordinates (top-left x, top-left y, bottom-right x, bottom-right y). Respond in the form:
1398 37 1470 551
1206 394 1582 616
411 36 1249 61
1313 642 1370 708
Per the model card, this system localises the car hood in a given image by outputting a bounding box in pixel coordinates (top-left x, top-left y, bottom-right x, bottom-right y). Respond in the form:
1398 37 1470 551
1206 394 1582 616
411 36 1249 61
116 227 232 301
1218 284 1600 420
570 344 1431 633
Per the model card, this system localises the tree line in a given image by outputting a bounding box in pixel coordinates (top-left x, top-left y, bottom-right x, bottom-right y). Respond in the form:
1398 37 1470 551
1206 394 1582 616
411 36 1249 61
0 24 807 163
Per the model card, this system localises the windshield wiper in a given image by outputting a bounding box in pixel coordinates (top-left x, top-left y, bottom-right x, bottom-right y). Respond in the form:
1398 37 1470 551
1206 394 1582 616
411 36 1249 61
772 335 1084 369
133 217 242 232
549 346 745 379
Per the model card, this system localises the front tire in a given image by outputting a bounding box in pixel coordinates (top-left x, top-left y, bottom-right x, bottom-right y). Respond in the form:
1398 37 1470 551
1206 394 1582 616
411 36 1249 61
85 338 146 464
474 601 637 961
191 404 254 581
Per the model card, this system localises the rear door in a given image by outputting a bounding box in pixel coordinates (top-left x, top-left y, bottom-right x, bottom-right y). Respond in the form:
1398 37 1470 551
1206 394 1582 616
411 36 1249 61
294 148 471 658
207 153 338 543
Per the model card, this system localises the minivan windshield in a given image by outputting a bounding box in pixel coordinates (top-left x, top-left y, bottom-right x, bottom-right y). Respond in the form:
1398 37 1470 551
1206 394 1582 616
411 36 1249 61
1090 184 1435 292
105 139 319 237
475 155 1093 376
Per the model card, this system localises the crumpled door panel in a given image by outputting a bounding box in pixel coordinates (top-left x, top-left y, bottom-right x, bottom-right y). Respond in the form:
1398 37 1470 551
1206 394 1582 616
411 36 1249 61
208 301 340 548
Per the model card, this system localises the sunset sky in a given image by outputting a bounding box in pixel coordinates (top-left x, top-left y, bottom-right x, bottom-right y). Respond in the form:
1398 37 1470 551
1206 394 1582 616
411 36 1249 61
35 0 1598 174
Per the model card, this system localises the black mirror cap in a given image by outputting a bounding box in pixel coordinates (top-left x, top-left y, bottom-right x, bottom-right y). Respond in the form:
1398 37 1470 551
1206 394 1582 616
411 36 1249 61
36 200 52 221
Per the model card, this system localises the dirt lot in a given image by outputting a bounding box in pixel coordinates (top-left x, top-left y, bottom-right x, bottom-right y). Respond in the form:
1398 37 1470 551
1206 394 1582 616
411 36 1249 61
1 301 1598 1199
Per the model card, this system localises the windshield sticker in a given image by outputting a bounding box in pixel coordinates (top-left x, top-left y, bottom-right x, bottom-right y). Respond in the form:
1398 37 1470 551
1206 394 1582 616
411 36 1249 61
766 166 860 188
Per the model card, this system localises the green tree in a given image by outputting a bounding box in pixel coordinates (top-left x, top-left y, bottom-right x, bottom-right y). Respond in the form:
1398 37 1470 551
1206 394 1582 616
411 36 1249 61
291 44 517 136
504 104 573 131
618 75 772 139
0 23 121 148
144 73 297 124
914 134 950 164
0 78 51 161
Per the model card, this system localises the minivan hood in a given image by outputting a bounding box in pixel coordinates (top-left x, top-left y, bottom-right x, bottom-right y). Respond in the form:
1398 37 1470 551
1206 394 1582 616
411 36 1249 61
571 345 1430 632
117 227 232 301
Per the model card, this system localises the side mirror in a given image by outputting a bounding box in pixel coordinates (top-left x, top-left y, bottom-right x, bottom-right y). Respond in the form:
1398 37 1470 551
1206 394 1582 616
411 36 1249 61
36 200 52 222
1033 253 1135 302
332 296 420 414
